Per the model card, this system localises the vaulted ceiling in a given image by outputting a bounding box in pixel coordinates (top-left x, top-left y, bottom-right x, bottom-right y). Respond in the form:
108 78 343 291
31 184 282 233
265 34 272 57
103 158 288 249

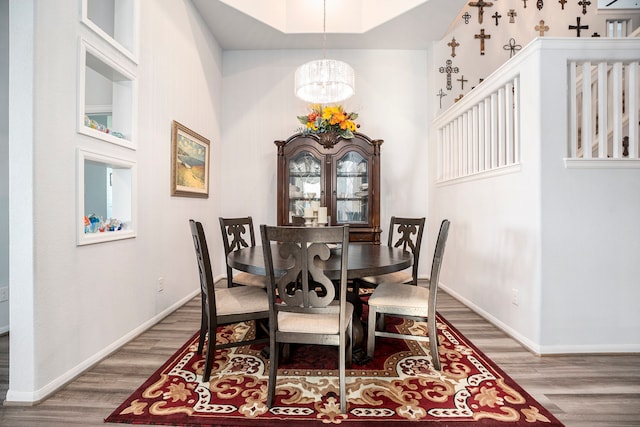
191 0 468 50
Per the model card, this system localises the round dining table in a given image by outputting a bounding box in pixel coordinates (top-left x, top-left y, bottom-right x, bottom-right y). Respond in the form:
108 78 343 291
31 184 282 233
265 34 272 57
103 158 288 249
226 243 413 281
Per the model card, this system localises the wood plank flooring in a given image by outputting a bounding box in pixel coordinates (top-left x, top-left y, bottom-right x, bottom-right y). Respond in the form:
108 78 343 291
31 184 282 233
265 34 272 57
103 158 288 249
1 285 639 426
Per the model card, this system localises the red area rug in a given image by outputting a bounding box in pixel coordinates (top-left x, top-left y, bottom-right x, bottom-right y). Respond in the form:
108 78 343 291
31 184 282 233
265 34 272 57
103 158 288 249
105 313 563 426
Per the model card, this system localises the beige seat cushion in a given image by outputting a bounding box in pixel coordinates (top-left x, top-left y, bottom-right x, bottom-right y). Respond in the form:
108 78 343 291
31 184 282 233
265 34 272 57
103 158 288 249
232 272 268 288
368 283 429 315
278 302 354 334
215 285 269 316
360 270 413 286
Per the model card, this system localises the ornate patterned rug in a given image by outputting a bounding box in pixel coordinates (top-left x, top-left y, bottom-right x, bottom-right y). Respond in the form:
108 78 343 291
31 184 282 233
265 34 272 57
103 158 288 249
105 313 563 426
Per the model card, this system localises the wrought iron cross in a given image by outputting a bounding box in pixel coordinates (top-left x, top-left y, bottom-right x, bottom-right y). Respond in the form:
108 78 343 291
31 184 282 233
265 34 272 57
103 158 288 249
503 38 522 58
457 75 469 90
537 0 544 10
439 59 459 90
468 0 494 24
558 0 567 9
535 20 549 36
508 9 517 23
462 11 472 24
448 37 460 58
436 89 447 108
522 0 528 8
569 17 588 37
492 11 502 26
474 28 491 55
578 0 591 15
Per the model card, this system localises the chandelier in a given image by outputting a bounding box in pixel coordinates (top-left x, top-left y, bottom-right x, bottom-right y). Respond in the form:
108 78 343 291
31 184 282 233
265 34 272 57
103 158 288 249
294 0 355 104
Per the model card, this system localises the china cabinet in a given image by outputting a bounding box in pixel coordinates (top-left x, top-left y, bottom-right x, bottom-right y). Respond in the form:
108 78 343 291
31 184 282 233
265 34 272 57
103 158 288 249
275 132 383 243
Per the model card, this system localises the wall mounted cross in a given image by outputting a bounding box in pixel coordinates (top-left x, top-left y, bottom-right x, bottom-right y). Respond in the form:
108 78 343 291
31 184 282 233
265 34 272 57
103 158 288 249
492 11 502 26
508 9 517 23
448 37 460 57
457 75 469 90
522 0 528 8
569 17 588 37
578 0 591 15
462 11 472 24
436 89 447 108
537 0 544 10
535 20 549 36
468 0 494 24
474 28 491 55
558 0 567 9
439 59 460 90
503 38 522 58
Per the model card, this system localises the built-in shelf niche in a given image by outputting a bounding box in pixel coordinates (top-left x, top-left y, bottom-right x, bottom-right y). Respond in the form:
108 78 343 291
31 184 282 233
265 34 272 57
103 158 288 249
78 39 137 150
81 0 138 62
78 148 137 246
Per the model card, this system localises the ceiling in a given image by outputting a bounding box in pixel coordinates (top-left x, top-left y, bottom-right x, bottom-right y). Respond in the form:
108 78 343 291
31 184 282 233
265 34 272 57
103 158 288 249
191 0 468 50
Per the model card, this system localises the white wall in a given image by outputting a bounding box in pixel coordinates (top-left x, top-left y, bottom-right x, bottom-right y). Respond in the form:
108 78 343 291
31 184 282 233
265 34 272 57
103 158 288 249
7 0 222 402
219 49 432 273
0 0 8 334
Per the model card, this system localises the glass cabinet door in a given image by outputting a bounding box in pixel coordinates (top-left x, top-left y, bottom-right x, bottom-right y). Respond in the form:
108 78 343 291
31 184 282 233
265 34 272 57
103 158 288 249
288 151 321 221
335 151 368 224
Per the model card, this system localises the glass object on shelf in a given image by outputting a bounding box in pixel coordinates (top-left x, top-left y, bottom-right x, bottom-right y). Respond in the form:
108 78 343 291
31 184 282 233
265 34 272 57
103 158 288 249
288 151 321 218
336 151 369 224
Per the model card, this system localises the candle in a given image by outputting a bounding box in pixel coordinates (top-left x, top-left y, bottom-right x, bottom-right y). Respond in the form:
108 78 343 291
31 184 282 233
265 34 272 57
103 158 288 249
310 201 320 212
317 207 328 224
304 207 313 218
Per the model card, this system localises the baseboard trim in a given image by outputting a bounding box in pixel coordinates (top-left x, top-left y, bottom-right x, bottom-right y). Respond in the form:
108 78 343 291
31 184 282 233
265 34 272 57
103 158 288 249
3 289 200 405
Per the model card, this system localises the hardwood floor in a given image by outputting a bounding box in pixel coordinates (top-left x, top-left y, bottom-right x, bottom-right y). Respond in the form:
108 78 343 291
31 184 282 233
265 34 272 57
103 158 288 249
1 285 639 426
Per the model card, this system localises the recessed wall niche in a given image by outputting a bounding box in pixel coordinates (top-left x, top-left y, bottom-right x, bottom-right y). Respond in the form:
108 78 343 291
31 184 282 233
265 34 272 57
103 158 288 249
81 0 138 61
78 39 136 149
77 148 137 245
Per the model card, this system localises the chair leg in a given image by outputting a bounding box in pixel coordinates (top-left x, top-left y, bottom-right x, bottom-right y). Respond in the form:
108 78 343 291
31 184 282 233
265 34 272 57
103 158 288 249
202 331 214 382
366 306 377 358
267 335 279 408
339 334 347 414
428 316 441 370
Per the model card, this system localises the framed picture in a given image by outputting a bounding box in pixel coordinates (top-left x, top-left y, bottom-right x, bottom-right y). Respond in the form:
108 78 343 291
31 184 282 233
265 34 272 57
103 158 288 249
171 120 210 198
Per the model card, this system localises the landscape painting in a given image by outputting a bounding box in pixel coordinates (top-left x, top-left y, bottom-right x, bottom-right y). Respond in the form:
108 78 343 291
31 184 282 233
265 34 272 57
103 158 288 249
171 120 210 198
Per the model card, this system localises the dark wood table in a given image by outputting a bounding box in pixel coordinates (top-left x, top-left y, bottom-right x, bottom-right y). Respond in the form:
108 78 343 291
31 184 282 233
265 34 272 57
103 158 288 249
227 244 413 281
228 243 412 364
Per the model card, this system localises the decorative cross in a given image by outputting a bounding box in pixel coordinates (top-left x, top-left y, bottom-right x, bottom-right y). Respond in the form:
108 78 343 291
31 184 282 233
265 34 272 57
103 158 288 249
448 37 460 58
439 59 460 90
508 9 517 23
569 17 588 37
578 0 591 15
468 0 494 24
558 0 567 9
455 94 465 103
457 75 469 90
492 11 502 26
474 28 491 55
437 89 447 108
535 20 549 36
503 38 522 58
462 11 472 24
522 0 528 8
537 0 544 10
592 32 601 37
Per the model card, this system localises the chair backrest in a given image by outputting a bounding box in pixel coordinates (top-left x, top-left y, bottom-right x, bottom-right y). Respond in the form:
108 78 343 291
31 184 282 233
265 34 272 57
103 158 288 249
219 216 257 287
387 216 426 285
189 219 216 321
428 219 450 314
260 225 350 325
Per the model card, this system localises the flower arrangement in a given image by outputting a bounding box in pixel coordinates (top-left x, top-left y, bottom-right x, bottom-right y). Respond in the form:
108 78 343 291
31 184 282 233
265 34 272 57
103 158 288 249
297 104 359 139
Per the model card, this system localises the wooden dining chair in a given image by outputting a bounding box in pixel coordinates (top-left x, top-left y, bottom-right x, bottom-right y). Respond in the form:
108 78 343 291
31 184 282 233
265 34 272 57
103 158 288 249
356 216 425 292
260 224 353 413
366 219 450 370
219 216 268 288
189 220 270 382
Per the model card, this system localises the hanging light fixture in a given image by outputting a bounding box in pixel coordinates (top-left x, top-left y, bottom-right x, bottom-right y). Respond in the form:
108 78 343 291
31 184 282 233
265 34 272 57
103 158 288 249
294 0 355 104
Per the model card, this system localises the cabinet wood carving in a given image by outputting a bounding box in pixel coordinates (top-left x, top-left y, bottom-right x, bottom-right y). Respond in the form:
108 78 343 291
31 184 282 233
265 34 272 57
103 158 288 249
275 132 383 244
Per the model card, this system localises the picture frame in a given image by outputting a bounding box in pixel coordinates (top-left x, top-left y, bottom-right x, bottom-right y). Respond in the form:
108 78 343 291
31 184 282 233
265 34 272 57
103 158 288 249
171 120 210 198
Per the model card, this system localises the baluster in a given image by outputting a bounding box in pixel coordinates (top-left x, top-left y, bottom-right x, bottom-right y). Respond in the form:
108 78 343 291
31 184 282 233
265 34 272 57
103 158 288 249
628 61 638 159
612 62 623 158
498 87 506 167
597 62 608 159
582 62 593 158
513 76 521 164
505 81 514 165
569 61 578 157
